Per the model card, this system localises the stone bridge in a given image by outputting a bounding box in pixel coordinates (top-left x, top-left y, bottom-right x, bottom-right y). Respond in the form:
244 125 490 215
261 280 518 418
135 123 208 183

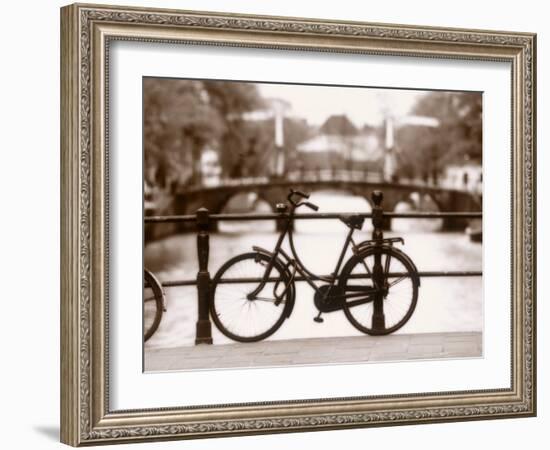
172 175 481 231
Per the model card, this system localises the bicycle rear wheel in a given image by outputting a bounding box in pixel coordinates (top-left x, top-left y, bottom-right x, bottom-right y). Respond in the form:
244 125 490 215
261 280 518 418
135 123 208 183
339 246 419 335
211 252 292 342
144 269 164 342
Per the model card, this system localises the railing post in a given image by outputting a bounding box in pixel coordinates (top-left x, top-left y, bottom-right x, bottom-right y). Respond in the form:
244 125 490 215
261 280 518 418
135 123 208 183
195 207 213 345
371 190 386 333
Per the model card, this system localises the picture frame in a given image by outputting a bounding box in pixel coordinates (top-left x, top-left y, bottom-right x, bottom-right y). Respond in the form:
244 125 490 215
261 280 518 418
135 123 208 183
60 2 536 446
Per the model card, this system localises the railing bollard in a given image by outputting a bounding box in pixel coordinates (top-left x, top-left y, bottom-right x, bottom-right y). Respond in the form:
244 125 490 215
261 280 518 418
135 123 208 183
195 207 213 345
371 191 386 333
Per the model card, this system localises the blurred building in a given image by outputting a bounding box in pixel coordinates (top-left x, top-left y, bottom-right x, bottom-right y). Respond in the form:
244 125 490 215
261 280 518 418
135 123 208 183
144 180 156 215
441 161 482 194
296 125 383 172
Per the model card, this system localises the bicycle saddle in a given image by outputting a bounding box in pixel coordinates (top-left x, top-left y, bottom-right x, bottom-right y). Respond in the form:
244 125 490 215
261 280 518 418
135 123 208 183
338 214 364 230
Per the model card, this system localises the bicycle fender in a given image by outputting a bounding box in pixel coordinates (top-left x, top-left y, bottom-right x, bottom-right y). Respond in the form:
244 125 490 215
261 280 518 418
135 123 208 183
353 244 421 287
251 245 274 258
145 268 168 310
285 281 296 318
389 246 421 287
354 239 375 255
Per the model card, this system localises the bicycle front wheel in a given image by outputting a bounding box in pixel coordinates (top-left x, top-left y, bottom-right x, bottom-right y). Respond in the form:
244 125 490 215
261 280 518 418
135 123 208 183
211 252 292 342
144 269 164 342
339 246 419 335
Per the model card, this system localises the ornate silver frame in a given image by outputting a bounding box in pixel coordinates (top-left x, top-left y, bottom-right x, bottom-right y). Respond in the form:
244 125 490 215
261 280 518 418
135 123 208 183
60 3 536 446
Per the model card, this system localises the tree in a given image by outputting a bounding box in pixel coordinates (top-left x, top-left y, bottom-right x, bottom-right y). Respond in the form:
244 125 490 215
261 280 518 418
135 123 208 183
220 119 274 178
143 78 224 189
448 92 482 162
395 92 482 183
143 79 263 190
319 114 358 170
202 81 264 178
320 114 357 136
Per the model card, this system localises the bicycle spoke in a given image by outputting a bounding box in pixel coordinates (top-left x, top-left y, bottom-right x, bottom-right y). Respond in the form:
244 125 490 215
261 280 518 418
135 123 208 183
346 296 375 308
212 253 290 341
387 275 409 288
252 296 281 303
384 251 392 278
359 256 373 281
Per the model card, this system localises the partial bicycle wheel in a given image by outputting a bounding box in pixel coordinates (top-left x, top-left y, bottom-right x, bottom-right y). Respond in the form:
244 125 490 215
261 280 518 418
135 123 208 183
339 246 419 335
211 252 292 342
144 269 164 342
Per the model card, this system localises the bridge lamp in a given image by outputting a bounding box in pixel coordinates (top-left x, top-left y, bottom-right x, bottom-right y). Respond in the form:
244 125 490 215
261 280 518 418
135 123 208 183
270 98 291 178
376 91 439 182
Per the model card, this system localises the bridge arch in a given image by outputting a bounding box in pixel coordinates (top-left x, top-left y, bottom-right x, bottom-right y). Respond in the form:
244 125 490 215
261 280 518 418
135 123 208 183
216 191 278 233
218 191 276 215
391 190 444 232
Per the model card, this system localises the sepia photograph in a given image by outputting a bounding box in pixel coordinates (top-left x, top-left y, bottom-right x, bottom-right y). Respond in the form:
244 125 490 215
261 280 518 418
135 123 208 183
142 78 483 372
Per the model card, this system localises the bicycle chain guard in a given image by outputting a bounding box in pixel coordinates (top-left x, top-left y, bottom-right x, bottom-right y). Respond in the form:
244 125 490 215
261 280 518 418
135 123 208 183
314 284 345 313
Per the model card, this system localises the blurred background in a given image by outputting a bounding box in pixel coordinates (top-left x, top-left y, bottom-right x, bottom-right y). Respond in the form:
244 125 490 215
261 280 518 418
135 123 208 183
143 79 482 349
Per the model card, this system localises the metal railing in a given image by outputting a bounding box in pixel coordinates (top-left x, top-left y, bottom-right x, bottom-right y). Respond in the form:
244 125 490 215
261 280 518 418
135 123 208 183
146 211 481 223
145 192 482 344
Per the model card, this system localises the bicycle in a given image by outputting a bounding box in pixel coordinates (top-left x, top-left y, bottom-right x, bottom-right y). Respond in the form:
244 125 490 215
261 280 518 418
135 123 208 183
210 189 421 342
143 268 166 342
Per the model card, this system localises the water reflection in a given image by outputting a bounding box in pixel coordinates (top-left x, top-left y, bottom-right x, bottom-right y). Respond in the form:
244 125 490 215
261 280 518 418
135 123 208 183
392 201 443 232
218 192 276 233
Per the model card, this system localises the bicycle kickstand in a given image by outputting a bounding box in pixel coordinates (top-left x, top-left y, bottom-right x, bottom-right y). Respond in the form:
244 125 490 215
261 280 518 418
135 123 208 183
313 311 324 323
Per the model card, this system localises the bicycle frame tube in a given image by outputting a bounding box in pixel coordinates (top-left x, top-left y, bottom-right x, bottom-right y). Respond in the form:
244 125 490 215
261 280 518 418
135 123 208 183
287 226 361 297
249 206 359 298
247 213 293 298
286 221 357 288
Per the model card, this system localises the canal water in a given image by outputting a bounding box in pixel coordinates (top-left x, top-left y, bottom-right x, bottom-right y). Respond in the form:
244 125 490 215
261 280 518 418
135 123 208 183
144 191 482 349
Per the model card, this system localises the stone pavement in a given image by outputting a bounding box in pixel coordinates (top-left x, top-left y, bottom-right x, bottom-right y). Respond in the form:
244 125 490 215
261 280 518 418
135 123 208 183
145 331 482 372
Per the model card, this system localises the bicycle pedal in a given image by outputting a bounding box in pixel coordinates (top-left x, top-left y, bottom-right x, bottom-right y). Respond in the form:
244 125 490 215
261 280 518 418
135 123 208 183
313 317 324 323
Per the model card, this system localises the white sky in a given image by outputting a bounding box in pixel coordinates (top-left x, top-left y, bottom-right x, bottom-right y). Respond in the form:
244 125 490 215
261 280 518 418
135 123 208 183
257 83 426 127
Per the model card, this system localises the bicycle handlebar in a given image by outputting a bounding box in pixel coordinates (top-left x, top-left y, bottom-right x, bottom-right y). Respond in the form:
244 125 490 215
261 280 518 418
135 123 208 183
287 189 309 206
291 189 310 199
287 189 319 211
303 201 319 211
